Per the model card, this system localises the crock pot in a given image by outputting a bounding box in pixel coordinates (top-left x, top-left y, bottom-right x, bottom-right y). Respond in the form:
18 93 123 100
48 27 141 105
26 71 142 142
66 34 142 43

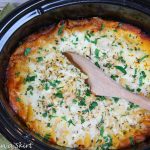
0 0 150 149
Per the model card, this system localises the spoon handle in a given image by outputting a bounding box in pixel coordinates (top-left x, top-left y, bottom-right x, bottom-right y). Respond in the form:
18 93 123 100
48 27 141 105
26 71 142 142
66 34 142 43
65 52 150 110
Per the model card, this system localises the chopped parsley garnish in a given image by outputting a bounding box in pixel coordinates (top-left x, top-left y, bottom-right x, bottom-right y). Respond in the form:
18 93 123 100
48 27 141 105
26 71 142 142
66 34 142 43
72 99 77 104
129 136 135 146
52 108 56 113
54 90 63 98
25 75 36 82
101 135 112 149
53 47 56 50
60 100 64 106
61 116 67 121
138 55 149 62
112 97 119 103
44 133 51 141
100 126 104 136
96 96 106 101
85 31 99 44
139 71 146 86
42 112 48 117
49 80 61 87
132 68 137 78
16 97 21 102
81 116 85 124
44 83 49 90
47 123 51 127
100 23 105 31
101 35 107 38
125 85 135 92
78 97 86 106
95 62 100 68
97 116 104 130
115 65 127 75
68 119 75 126
85 89 91 96
82 109 89 114
95 48 100 59
58 23 65 35
49 115 57 119
47 103 54 107
136 88 141 92
110 75 119 81
26 85 34 95
127 102 139 110
104 63 112 68
15 72 20 77
24 48 31 56
117 56 126 63
89 101 98 111
37 57 43 62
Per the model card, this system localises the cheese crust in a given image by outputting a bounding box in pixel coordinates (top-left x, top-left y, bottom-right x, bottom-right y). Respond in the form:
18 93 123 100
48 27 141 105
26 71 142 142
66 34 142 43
7 17 150 149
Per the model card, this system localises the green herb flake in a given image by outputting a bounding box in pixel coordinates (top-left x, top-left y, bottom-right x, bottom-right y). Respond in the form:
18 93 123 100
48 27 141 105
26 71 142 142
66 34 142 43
127 102 139 110
61 116 67 121
104 63 112 68
24 48 31 56
68 119 75 126
16 97 21 102
129 136 135 146
81 116 85 124
47 103 54 107
44 133 51 141
42 112 48 117
58 23 65 35
82 109 89 114
100 126 104 136
96 96 106 101
49 80 61 87
117 56 126 63
89 101 98 111
132 68 137 78
54 90 63 98
47 123 51 127
101 135 112 149
37 57 43 62
15 72 20 77
25 75 36 82
115 66 127 75
52 108 56 113
60 100 64 106
44 83 49 91
138 55 149 63
112 97 119 103
95 48 100 59
72 99 77 104
78 98 86 106
139 71 146 86
125 85 135 92
100 23 105 31
95 62 100 68
26 85 34 95
136 88 141 92
110 75 119 81
85 89 91 96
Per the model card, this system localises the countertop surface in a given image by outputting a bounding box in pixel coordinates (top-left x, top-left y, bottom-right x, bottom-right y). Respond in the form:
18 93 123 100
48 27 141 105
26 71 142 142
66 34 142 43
0 0 28 10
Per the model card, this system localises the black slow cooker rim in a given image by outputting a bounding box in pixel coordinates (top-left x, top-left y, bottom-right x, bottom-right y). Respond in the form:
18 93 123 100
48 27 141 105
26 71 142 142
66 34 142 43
0 0 150 150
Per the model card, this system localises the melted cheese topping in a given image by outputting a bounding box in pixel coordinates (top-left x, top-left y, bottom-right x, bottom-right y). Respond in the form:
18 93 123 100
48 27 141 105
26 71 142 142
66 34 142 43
7 17 150 149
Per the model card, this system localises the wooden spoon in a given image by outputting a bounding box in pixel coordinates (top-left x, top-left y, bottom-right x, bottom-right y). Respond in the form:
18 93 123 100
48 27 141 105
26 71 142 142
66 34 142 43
64 52 150 110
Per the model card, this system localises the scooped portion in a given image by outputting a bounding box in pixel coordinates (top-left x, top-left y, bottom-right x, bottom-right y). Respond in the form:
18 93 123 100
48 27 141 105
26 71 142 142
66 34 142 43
7 17 150 149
